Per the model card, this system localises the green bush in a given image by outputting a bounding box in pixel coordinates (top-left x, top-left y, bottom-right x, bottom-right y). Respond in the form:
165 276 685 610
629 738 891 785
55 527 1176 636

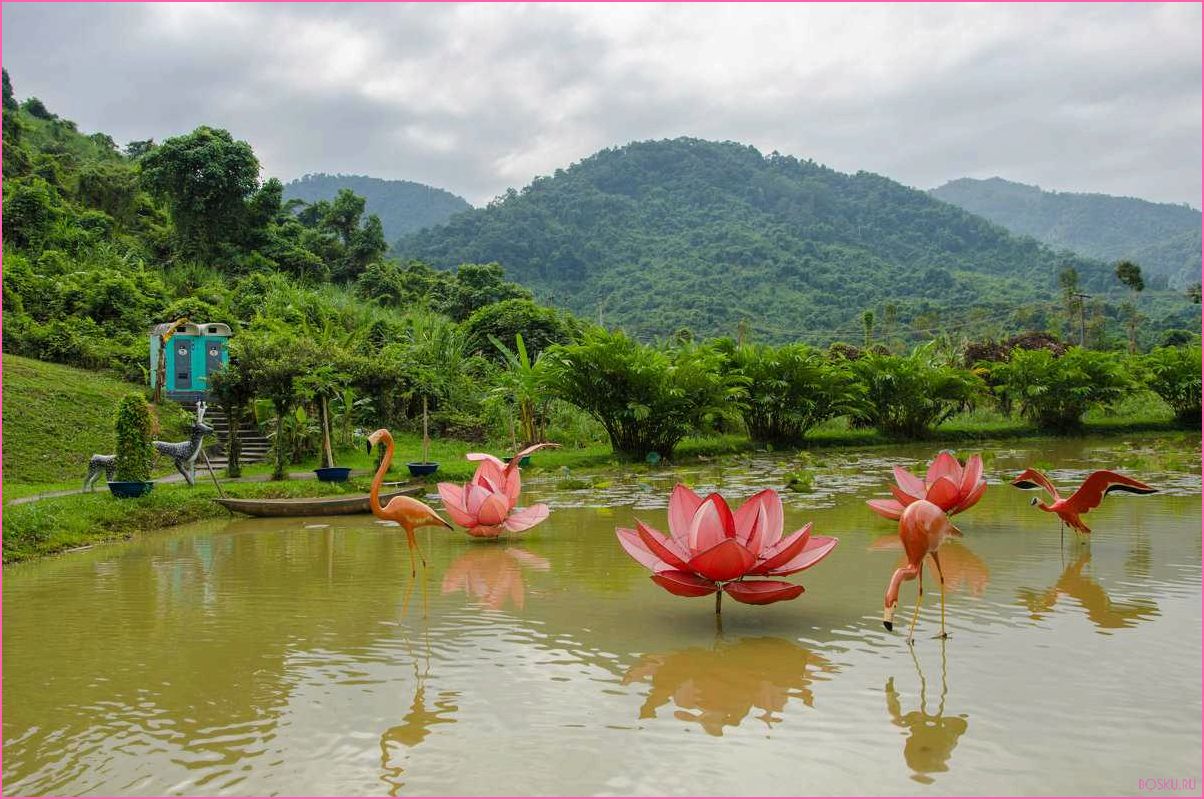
462 298 578 361
989 347 1131 432
720 341 863 445
114 393 154 483
1139 345 1201 426
543 329 741 460
850 345 984 438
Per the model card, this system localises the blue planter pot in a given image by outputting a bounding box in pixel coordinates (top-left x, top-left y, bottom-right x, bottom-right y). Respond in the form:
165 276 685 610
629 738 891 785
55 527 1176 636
108 481 154 499
408 462 439 477
315 466 352 483
504 455 533 468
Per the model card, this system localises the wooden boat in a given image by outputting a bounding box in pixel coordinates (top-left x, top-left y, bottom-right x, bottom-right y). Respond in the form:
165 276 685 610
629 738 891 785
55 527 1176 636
213 485 425 517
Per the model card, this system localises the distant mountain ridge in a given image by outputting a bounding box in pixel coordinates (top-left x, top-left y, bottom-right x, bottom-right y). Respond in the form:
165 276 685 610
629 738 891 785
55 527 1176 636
283 173 471 240
930 177 1201 287
393 137 1113 341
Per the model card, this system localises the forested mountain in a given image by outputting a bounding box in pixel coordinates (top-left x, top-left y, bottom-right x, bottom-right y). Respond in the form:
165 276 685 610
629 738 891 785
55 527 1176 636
930 177 1201 288
393 138 1116 340
283 173 471 240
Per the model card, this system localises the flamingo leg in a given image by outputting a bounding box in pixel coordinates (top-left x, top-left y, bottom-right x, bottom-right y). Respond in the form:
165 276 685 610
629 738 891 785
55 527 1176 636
906 563 924 645
930 551 949 640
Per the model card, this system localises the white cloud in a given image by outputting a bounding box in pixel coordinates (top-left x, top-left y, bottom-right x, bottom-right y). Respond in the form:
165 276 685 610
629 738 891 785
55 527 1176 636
3 2 1199 207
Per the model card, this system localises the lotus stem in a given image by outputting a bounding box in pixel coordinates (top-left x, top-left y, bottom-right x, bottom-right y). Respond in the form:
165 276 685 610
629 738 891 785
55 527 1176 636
715 589 722 615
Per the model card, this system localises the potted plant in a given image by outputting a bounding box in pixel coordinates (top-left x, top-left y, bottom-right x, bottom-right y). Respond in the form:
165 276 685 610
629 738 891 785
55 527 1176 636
109 393 155 498
303 365 352 483
407 395 439 477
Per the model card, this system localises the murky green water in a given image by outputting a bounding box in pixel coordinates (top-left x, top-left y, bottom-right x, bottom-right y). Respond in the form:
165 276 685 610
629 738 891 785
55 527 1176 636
4 435 1201 796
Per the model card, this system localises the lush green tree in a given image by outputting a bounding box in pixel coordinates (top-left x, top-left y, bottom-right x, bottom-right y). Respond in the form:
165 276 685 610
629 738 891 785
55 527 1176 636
463 298 576 360
1138 346 1201 426
139 126 260 259
125 139 156 159
850 345 984 438
1 177 58 250
861 310 875 348
543 329 741 460
207 360 256 477
442 263 532 321
77 162 141 225
720 341 863 445
989 347 1131 432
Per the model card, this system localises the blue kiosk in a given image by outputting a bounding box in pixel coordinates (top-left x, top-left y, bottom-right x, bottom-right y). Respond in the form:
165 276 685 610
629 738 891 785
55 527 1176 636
149 321 232 402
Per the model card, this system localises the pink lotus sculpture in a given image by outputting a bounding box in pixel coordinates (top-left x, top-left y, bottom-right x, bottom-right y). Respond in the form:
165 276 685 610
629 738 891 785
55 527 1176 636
866 451 986 521
437 443 556 537
616 484 838 612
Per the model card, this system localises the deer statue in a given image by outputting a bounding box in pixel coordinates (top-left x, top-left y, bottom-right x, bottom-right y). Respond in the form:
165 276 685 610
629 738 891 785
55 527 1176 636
154 402 215 486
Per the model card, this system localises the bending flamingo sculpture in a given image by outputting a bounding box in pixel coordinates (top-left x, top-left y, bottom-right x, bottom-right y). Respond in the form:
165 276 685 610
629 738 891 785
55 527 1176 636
1010 468 1156 540
867 452 986 521
437 443 556 538
367 428 452 576
882 499 962 642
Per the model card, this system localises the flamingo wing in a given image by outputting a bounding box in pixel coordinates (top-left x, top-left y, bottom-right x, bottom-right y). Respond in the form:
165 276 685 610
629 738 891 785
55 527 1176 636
1011 468 1060 502
1065 471 1157 515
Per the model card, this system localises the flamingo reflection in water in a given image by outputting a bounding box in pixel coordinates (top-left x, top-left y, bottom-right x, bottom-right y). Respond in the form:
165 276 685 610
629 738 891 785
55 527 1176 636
1017 549 1159 631
885 641 969 785
622 637 838 736
441 547 551 611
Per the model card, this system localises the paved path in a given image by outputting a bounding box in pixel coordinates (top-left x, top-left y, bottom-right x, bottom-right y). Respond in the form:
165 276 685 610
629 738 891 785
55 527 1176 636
6 469 374 506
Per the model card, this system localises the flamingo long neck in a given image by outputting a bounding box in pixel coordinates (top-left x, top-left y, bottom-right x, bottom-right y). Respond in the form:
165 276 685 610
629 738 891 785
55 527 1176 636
370 432 394 517
885 565 917 608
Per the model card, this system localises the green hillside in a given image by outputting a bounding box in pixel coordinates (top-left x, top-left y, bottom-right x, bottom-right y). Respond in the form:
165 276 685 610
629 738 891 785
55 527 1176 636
2 355 190 486
283 173 472 240
930 177 1201 287
393 138 1120 342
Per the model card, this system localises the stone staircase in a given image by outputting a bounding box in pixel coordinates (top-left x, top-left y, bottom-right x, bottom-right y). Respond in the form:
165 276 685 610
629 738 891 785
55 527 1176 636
199 404 272 470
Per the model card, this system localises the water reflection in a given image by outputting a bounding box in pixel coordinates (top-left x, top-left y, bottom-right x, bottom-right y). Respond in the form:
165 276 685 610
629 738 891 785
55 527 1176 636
622 637 838 736
870 538 990 596
379 631 459 795
885 643 968 784
441 547 551 610
1017 550 1159 630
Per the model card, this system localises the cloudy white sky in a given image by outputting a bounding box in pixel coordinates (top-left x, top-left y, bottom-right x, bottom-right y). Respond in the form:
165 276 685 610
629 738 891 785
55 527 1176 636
2 2 1200 206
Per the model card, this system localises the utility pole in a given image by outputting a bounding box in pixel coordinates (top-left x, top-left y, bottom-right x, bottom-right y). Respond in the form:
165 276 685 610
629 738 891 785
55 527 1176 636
737 319 747 346
1072 292 1091 347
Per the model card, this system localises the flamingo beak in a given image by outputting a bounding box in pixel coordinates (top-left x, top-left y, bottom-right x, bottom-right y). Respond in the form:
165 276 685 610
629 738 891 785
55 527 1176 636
365 440 373 455
883 604 896 631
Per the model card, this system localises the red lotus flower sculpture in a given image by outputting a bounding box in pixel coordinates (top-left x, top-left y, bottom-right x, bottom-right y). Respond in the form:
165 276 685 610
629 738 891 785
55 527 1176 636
437 443 555 537
866 451 986 521
616 484 838 611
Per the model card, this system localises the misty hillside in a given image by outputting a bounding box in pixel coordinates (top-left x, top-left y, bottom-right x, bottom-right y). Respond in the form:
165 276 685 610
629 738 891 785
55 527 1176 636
931 177 1201 287
284 173 471 240
394 138 1112 340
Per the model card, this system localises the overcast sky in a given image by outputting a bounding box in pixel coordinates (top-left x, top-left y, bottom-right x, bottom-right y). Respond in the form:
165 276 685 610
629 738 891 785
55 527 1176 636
2 2 1200 207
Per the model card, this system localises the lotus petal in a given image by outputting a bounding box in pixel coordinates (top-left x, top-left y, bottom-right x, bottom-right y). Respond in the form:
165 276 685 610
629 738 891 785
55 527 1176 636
763 535 839 576
723 580 805 605
466 524 506 538
866 498 905 520
635 520 692 570
926 452 962 489
476 493 510 526
950 479 987 515
749 523 813 575
466 452 506 467
617 528 669 572
502 503 550 533
505 442 557 473
892 466 927 500
651 570 719 597
926 475 962 511
465 483 492 515
687 537 757 582
889 484 921 508
504 470 522 507
960 454 984 496
667 484 704 543
437 483 479 528
733 489 782 550
687 497 730 553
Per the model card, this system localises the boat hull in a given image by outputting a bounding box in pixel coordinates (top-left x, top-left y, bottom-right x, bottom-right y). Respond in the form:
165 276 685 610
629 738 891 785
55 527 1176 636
213 486 425 517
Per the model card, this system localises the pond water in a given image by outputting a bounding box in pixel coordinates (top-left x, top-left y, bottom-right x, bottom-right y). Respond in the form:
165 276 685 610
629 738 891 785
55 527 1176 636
3 434 1201 796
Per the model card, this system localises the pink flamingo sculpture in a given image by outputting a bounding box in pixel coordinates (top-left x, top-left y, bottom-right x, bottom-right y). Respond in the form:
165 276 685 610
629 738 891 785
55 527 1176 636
616 484 838 613
367 428 453 577
1011 468 1156 541
882 499 962 642
867 452 987 521
437 443 557 537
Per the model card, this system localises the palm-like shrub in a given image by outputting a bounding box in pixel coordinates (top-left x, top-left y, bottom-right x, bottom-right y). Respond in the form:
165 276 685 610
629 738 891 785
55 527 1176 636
721 342 863 445
1138 345 1201 426
850 345 984 438
489 333 552 445
989 347 1130 432
543 329 742 460
114 393 154 483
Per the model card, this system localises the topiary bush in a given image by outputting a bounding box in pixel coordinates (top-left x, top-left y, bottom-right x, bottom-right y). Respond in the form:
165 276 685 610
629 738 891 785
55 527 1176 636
114 393 154 483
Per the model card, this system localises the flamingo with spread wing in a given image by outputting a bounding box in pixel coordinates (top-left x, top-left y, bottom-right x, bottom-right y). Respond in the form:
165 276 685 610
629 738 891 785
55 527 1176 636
1010 468 1156 538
